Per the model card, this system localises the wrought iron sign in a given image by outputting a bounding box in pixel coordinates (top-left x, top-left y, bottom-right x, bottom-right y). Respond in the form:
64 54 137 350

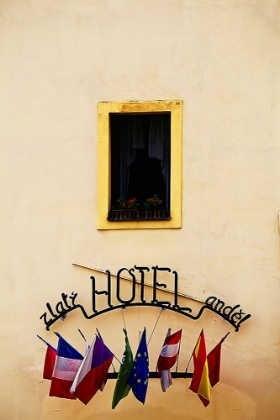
40 265 251 332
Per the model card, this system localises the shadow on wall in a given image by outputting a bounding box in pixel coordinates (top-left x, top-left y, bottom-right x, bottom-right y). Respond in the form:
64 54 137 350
40 379 256 420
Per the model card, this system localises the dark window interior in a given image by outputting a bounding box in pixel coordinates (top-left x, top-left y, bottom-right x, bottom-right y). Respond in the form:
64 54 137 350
108 113 171 220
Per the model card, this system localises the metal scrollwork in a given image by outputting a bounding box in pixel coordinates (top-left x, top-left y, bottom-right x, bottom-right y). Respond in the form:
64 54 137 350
40 265 251 332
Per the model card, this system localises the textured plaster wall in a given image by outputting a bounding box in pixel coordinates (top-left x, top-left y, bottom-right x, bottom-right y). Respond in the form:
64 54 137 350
1 0 280 419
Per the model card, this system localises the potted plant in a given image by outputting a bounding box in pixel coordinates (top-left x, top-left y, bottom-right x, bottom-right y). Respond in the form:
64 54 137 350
108 195 169 221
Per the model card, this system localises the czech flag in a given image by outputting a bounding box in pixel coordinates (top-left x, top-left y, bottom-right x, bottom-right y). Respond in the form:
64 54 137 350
49 334 83 399
71 335 114 404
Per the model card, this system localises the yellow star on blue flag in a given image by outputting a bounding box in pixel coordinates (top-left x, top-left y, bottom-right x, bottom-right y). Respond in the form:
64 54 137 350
127 328 149 404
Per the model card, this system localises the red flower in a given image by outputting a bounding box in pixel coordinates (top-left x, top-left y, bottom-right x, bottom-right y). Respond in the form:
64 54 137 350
158 199 163 204
122 203 126 207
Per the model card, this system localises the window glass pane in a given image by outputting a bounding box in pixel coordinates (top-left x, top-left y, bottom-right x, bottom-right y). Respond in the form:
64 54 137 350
109 113 170 220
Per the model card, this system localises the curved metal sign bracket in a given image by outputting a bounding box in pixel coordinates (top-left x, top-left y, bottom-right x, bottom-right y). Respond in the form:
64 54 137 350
40 265 251 332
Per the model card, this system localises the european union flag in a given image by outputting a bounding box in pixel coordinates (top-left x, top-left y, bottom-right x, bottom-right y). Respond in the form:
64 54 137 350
127 328 149 404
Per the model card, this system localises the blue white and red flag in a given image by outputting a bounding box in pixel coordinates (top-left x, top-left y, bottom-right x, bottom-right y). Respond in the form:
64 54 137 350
49 335 83 399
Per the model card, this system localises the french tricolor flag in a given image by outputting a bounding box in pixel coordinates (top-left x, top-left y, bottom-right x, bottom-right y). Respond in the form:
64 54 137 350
49 334 84 399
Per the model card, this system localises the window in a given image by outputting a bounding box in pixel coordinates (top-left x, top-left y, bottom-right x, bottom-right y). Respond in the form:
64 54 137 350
97 100 182 229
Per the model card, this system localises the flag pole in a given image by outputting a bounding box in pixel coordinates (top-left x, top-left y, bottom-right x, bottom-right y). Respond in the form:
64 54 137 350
37 335 52 347
221 332 230 343
78 329 87 342
147 308 163 346
175 329 182 372
121 307 127 330
185 329 202 373
185 352 193 373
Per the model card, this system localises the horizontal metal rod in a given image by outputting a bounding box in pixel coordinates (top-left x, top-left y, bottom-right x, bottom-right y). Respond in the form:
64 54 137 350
106 371 193 379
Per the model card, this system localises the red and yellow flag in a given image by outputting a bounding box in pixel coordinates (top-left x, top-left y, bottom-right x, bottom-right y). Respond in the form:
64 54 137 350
189 330 210 407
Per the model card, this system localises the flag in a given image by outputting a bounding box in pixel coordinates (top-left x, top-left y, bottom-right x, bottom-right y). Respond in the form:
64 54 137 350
71 335 114 405
95 329 109 392
43 343 57 380
112 329 133 409
189 330 211 407
127 328 149 404
49 335 83 399
157 328 182 391
207 332 230 387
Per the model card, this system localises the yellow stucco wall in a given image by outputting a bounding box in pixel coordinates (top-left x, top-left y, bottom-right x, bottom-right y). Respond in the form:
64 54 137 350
1 0 280 419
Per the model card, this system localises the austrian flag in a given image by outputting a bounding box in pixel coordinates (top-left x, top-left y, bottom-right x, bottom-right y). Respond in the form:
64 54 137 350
157 329 182 392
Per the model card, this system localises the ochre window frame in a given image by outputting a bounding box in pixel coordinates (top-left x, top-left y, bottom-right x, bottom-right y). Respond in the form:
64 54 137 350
97 100 182 230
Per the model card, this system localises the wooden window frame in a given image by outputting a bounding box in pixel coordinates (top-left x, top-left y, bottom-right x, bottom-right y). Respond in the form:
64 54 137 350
97 100 182 230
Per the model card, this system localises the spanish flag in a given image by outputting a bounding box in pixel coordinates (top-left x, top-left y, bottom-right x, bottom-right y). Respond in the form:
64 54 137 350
189 330 210 407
